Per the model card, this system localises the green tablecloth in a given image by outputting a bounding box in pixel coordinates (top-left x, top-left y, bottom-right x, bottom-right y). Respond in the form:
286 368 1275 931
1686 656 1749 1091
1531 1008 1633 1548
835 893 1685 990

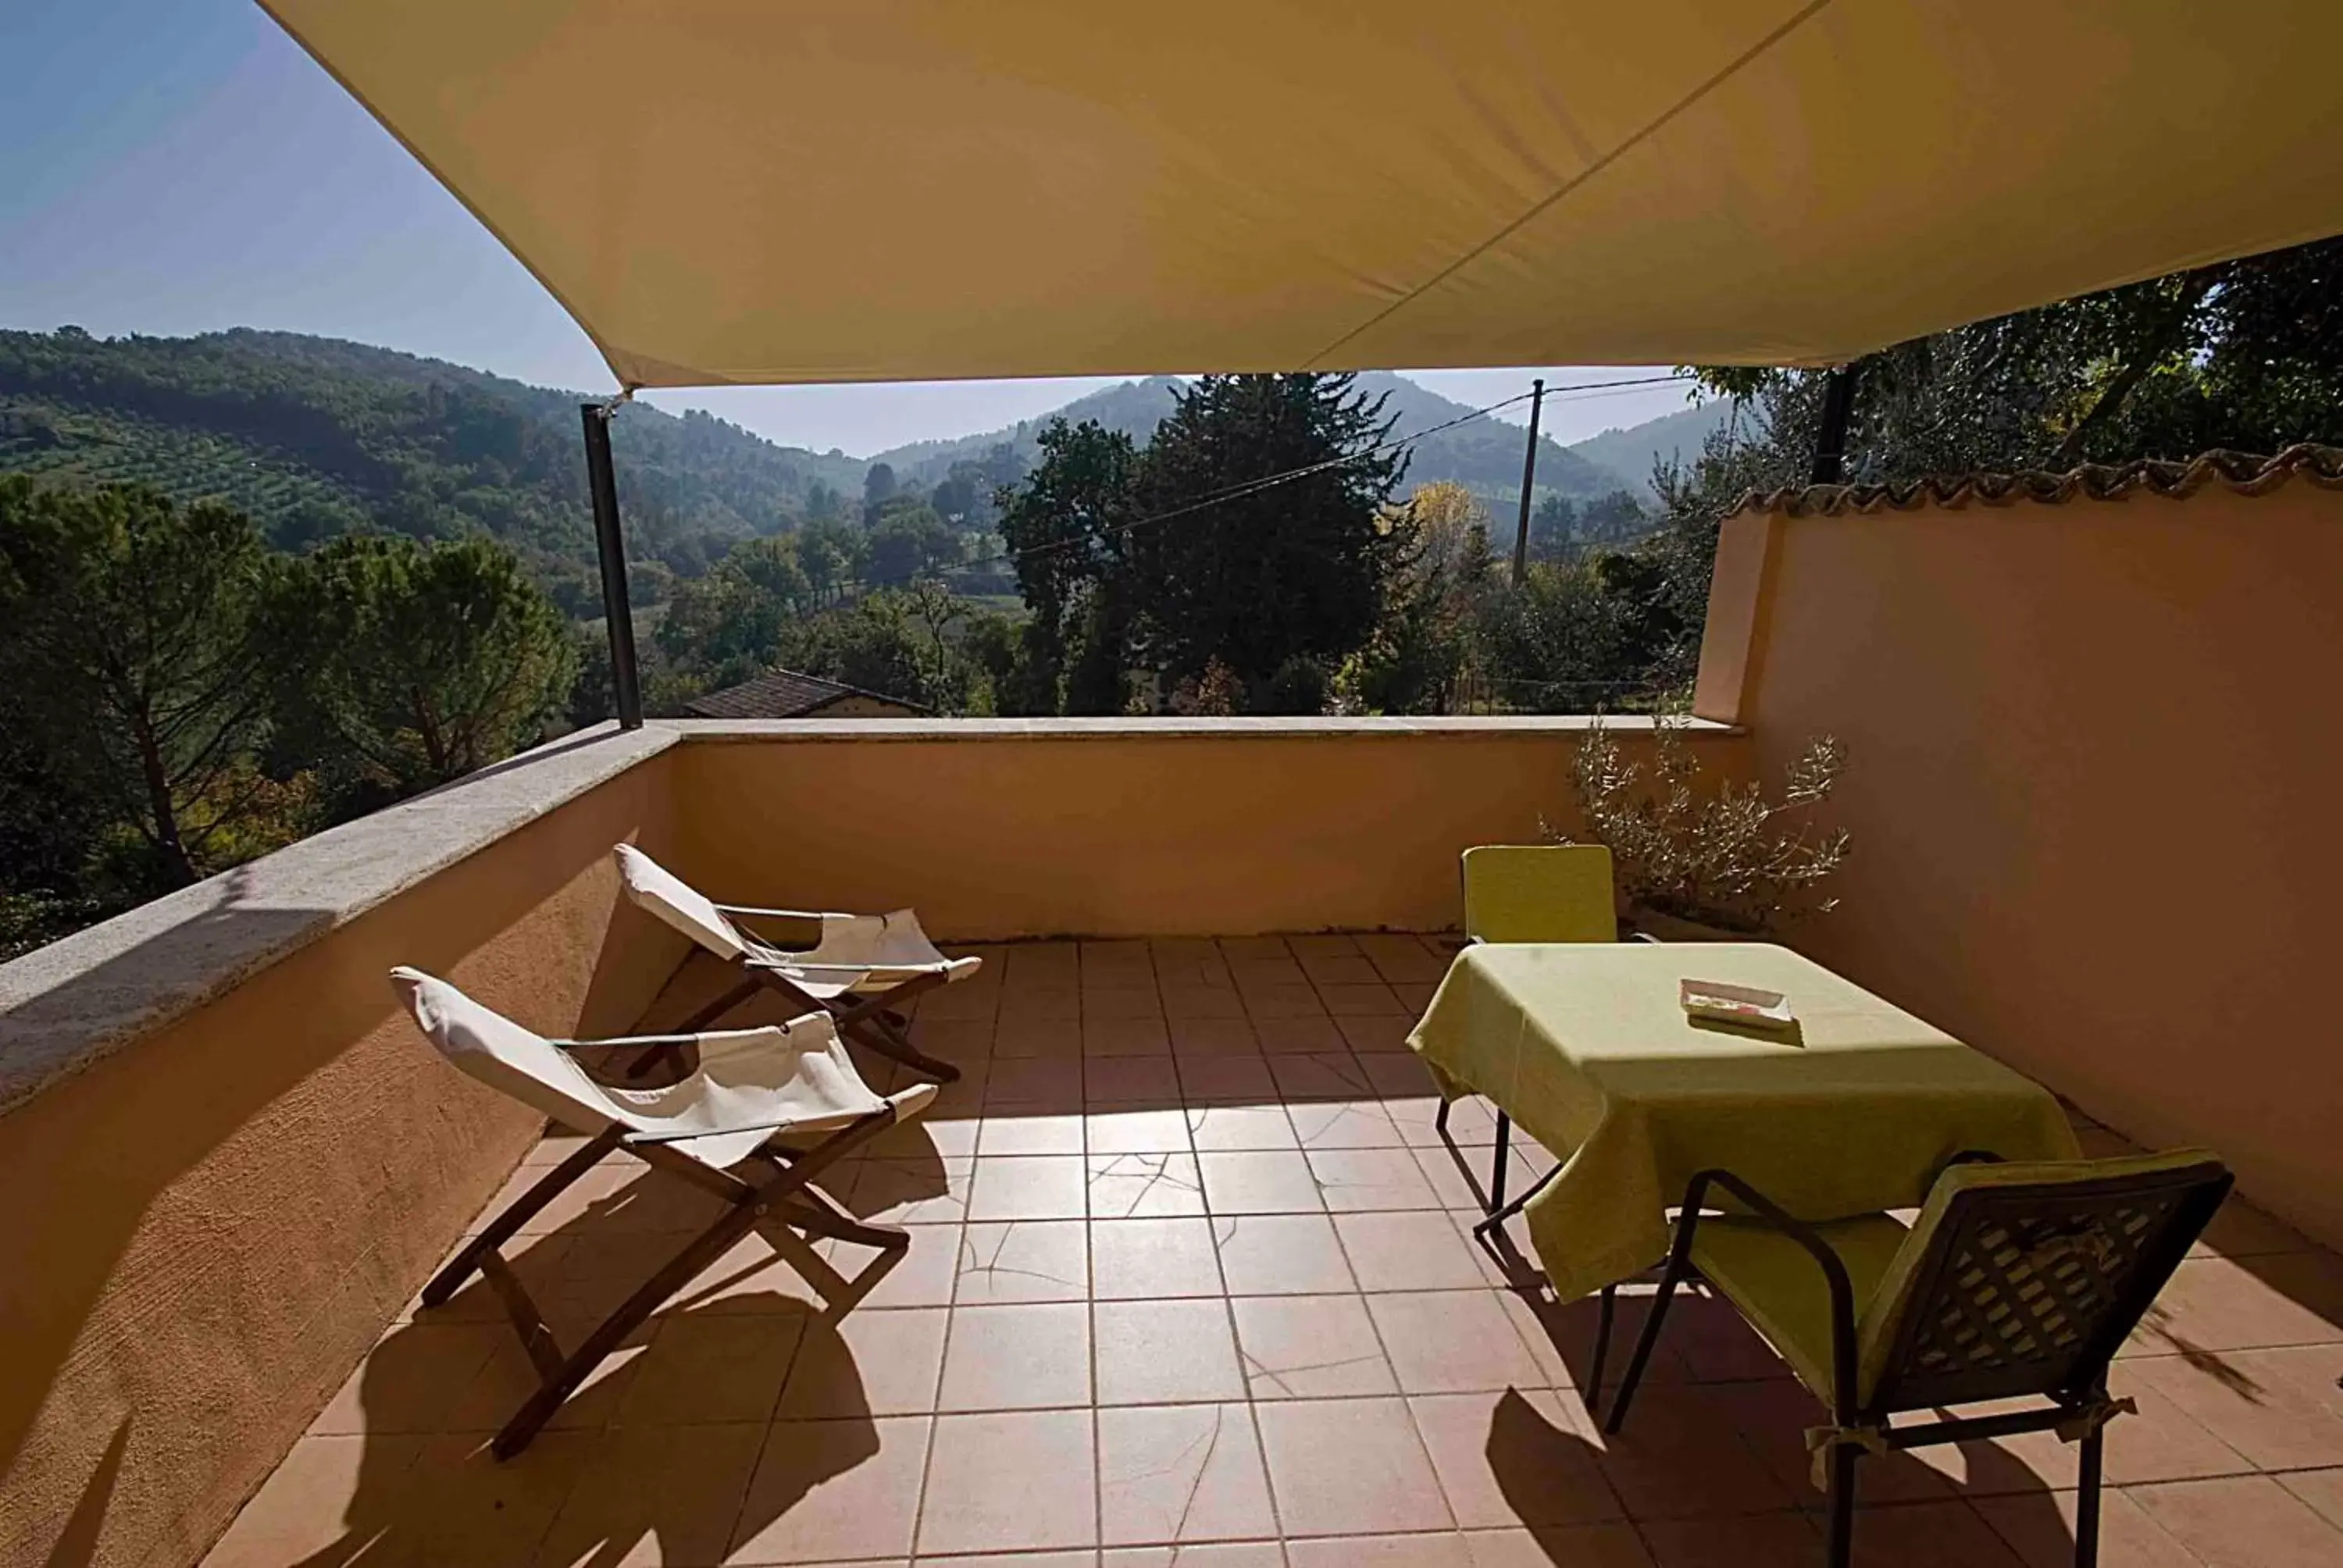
1407 943 2080 1303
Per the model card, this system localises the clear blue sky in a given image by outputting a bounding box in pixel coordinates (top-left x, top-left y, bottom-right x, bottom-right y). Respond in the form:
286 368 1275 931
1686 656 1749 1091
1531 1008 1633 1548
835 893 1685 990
2 0 1698 458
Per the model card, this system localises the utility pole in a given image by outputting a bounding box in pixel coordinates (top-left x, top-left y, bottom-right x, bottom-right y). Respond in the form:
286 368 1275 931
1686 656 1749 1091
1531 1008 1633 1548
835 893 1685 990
1810 363 1860 486
1510 377 1544 586
581 401 644 730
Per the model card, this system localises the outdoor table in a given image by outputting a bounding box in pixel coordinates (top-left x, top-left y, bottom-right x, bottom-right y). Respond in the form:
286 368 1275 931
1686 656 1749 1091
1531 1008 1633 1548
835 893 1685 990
1407 941 2081 1303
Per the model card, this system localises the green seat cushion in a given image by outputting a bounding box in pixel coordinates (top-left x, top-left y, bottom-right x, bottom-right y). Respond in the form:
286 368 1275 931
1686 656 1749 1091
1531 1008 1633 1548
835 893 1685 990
1688 1212 1913 1402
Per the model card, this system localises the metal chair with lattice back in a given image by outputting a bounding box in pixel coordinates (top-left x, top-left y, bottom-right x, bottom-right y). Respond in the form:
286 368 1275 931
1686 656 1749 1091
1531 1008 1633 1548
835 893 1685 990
1599 1148 2232 1568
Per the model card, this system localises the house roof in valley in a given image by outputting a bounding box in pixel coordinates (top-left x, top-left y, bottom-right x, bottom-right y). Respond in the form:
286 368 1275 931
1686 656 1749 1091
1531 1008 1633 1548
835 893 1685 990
683 668 930 721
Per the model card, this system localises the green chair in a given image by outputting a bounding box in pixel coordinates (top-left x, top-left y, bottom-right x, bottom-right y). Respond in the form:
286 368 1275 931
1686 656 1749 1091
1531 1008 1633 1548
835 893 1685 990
1601 1149 2232 1568
1444 845 1618 1216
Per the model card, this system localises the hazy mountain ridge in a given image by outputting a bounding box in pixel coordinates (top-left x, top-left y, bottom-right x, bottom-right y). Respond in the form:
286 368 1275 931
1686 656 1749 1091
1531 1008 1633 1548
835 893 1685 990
1568 397 1737 497
875 371 1642 504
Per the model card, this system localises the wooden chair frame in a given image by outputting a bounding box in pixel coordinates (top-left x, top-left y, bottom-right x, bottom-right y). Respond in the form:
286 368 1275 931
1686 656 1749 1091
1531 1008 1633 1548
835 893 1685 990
629 903 961 1085
421 1039 915 1459
1596 1156 2231 1568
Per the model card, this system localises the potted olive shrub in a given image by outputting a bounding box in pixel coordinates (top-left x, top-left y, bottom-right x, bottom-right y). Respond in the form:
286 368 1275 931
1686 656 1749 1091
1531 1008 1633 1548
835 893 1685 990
1550 711 1852 939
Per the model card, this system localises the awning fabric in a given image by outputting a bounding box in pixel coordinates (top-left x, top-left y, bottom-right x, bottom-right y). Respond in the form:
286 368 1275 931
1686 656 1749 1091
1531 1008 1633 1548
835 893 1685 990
260 1 2343 390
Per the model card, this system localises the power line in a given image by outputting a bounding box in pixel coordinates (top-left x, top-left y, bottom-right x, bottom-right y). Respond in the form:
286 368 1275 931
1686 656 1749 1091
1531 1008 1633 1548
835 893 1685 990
872 371 1693 589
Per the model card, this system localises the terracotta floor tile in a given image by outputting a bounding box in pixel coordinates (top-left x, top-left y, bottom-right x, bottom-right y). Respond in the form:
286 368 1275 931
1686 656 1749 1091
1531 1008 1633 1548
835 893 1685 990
1005 943 1083 984
1232 1294 1398 1398
1289 1099 1406 1149
1089 1151 1208 1218
1092 1217 1225 1299
1230 956 1307 985
913 1020 997 1067
850 1156 973 1224
1166 989 1252 1024
2279 1466 2343 1528
1098 1402 1278 1545
968 1156 1092 1221
1086 1057 1183 1106
1215 1213 1357 1295
1087 1018 1173 1059
1318 982 1407 1017
2128 1474 2343 1566
676 1230 829 1314
373 1430 597 1568
1086 984 1166 1017
987 1058 1088 1111
1253 1015 1349 1054
1706 1380 1947 1506
1220 935 1294 961
531 1420 763 1567
307 1321 506 1435
201 1433 427 1568
1400 1095 1500 1151
729 1414 929 1563
1000 988 1083 1024
1244 985 1332 1022
1310 1147 1443 1212
1409 1388 1621 1530
1300 953 1384 987
1199 1149 1328 1214
614 1312 804 1427
980 1112 1088 1156
1103 1545 1285 1567
1358 937 1451 984
1338 1014 1419 1053
938 1301 1093 1410
1837 1499 2027 1566
2127 1343 2343 1471
2196 1199 2318 1260
1089 1107 1194 1154
1269 1053 1376 1100
956 1219 1091 1304
1591 1385 1796 1520
818 1223 961 1310
1460 1524 1655 1566
1255 1396 1454 1536
1177 1057 1281 1104
1097 1297 1247 1405
775 1306 947 1417
1633 1512 1821 1566
996 1017 1086 1060
1287 1533 1474 1566
919 1409 1099 1556
2131 1253 2343 1355
1974 1488 2201 1568
444 1329 648 1435
1189 1105 1302 1152
1336 1210 1492 1292
1369 1290 1549 1394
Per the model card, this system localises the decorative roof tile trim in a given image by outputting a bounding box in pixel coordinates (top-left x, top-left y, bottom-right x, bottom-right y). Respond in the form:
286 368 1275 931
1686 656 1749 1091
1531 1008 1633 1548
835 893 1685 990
1733 443 2343 520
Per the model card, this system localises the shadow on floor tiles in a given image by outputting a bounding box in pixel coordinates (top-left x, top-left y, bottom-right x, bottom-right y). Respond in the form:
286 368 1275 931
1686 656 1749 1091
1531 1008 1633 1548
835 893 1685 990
278 1156 914 1568
43 1415 130 1568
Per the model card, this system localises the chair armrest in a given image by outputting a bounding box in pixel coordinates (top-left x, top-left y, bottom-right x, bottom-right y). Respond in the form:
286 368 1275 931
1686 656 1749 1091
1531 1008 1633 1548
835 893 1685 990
1678 1167 1862 1421
547 1034 701 1052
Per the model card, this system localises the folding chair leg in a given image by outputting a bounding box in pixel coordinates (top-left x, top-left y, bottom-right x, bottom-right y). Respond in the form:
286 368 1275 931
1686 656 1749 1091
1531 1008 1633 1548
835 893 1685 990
759 969 963 1084
1489 1111 1512 1212
1583 1284 1617 1413
1824 1445 1859 1568
2074 1425 2106 1568
1603 1254 1690 1433
844 1007 961 1084
419 1125 622 1308
494 1197 766 1458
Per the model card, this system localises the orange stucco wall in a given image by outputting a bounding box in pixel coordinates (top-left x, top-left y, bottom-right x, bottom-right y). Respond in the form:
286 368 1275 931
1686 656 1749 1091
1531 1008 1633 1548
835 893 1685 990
665 725 1746 939
1703 483 2343 1247
0 758 686 1568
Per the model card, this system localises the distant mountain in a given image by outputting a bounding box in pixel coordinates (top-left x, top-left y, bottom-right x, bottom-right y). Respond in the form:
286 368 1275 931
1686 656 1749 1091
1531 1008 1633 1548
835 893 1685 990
1566 397 1738 498
0 327 869 612
872 370 1628 506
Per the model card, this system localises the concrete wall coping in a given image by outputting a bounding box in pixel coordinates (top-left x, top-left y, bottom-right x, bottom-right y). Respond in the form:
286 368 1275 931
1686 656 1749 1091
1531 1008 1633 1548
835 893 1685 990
0 713 1733 1117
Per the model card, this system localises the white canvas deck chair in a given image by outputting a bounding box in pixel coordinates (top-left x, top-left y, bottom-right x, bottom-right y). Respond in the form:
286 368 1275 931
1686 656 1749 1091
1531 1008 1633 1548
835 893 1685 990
615 843 979 1085
392 967 934 1458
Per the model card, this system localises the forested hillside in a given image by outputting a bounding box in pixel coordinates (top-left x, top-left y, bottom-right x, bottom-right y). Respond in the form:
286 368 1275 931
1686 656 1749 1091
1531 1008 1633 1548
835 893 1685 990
0 326 868 614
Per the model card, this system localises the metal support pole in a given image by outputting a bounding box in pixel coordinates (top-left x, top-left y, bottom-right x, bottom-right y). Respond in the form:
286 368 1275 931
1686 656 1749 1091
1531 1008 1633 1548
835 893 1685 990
581 401 644 731
1810 363 1860 486
1510 377 1545 585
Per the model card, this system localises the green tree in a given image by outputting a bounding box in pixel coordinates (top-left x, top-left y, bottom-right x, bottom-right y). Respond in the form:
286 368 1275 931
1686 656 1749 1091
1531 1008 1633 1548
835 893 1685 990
0 479 291 888
864 501 961 585
1122 373 1408 697
997 417 1141 708
278 533 575 804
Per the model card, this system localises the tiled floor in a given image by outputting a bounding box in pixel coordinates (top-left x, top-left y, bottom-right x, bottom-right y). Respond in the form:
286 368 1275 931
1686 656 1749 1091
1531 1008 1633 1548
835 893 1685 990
205 935 2343 1567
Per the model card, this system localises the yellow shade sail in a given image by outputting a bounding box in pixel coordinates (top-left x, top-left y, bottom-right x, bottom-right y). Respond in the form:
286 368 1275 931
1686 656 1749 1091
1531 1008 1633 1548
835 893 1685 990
260 0 2343 390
